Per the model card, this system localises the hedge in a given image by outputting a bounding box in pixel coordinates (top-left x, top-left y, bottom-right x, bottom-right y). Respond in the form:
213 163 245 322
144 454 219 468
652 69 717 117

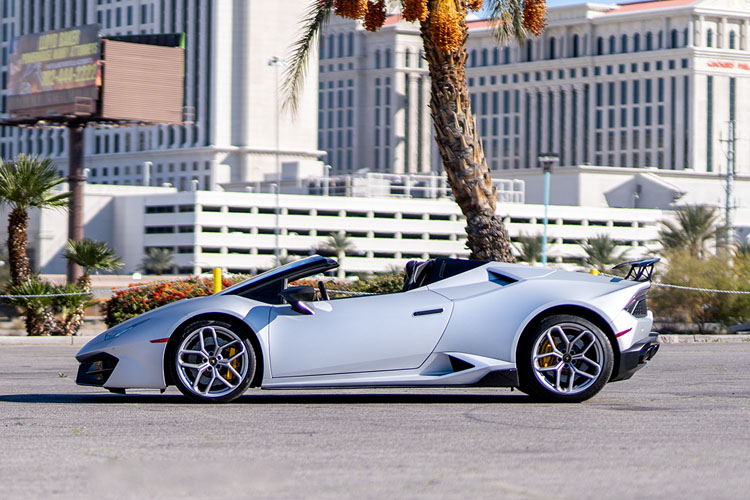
103 272 405 328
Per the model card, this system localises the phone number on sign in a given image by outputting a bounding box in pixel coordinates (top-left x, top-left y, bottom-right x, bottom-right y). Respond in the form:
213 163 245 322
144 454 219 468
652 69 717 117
41 63 97 87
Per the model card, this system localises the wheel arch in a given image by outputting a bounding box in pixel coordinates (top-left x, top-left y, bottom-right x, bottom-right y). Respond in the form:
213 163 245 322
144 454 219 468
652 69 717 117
514 305 620 376
163 312 264 388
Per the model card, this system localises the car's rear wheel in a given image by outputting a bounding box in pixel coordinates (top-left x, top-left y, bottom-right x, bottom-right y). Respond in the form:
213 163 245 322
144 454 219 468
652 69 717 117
169 320 256 403
517 314 613 402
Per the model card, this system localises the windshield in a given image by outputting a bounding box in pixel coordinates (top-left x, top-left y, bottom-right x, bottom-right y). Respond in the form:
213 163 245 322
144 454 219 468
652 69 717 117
219 255 338 303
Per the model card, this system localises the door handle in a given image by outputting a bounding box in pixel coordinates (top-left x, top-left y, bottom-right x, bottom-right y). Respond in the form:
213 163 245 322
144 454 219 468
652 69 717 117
413 308 444 317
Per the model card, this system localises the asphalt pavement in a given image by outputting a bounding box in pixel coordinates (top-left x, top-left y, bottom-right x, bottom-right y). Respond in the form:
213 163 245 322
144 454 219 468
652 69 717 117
0 343 749 500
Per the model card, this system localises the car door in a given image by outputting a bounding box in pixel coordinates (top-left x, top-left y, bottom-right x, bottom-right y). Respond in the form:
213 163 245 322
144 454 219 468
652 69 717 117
268 289 453 378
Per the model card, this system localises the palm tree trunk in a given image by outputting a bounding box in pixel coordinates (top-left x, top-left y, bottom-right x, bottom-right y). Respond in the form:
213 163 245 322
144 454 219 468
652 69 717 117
8 208 31 283
420 1 515 262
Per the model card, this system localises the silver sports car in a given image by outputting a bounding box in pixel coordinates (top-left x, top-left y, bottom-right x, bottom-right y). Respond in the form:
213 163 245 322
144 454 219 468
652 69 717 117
76 255 659 403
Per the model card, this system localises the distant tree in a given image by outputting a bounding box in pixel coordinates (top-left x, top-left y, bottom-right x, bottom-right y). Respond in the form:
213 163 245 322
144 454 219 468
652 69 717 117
318 233 356 279
142 248 174 275
513 233 543 264
583 234 628 273
734 240 750 260
658 204 720 259
0 154 68 284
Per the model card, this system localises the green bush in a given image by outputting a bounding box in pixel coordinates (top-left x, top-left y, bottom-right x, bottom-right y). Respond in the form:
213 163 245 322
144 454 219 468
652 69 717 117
650 250 750 332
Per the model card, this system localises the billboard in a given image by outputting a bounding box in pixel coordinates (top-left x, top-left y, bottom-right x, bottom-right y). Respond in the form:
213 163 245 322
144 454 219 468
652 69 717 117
7 24 101 118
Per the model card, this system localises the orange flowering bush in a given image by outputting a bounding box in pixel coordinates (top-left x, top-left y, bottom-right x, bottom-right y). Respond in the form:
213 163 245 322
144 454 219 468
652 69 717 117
103 276 244 328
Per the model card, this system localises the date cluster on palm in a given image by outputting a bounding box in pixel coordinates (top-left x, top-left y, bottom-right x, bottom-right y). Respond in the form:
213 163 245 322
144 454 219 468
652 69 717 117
364 0 387 32
430 1 463 52
467 0 484 11
334 0 367 20
523 0 547 36
402 0 428 22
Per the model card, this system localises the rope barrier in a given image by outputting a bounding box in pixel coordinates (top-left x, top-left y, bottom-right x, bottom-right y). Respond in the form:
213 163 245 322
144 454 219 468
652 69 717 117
4 270 750 299
651 282 750 295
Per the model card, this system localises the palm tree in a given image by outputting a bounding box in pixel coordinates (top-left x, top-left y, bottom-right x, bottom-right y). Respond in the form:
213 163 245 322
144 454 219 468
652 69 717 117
286 0 545 262
0 154 69 284
319 232 356 278
513 233 543 264
142 248 175 275
735 240 750 260
64 238 123 291
658 205 719 259
583 234 628 273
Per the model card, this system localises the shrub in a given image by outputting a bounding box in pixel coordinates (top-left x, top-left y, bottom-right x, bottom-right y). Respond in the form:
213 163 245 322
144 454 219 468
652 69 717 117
104 272 406 328
650 250 750 333
3 277 92 336
103 276 243 328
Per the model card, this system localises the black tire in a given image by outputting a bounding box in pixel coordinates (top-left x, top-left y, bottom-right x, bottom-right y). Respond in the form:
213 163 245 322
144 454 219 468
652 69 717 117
517 314 613 403
169 319 257 403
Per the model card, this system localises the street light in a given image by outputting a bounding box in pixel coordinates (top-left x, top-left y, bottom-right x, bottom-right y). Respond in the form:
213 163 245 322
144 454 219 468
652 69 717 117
538 153 560 267
270 183 280 266
268 56 285 266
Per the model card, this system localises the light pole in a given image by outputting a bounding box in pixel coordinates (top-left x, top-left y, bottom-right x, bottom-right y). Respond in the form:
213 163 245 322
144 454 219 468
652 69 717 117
538 153 559 267
270 183 280 266
268 56 285 266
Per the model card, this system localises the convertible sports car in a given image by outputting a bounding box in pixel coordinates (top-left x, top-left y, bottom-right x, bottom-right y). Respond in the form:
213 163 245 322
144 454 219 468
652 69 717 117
76 255 659 403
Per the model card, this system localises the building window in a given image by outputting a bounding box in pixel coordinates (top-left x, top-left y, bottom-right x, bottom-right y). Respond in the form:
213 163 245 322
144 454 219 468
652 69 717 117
729 31 736 49
608 35 616 54
572 34 580 57
671 29 679 49
548 37 556 60
634 33 640 52
646 32 653 50
706 28 713 48
621 34 628 53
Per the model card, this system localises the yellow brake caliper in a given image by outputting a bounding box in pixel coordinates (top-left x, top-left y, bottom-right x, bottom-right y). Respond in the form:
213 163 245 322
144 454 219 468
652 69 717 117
226 347 237 381
538 340 555 368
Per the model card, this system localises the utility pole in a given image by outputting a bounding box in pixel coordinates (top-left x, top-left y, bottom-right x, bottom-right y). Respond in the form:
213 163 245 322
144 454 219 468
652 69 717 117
720 120 736 252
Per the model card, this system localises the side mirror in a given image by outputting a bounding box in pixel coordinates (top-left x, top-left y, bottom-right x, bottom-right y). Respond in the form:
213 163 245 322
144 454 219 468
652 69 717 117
279 286 316 315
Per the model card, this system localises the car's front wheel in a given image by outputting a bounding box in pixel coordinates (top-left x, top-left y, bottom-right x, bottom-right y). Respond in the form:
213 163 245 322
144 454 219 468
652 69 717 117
517 315 613 402
169 320 257 403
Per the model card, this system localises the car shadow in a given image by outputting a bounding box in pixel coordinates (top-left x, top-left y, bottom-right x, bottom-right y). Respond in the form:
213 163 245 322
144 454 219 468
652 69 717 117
0 392 535 405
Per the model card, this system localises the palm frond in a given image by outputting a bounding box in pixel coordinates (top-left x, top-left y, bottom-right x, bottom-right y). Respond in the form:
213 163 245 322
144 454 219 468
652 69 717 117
282 0 335 115
64 238 123 273
484 0 528 44
0 154 69 211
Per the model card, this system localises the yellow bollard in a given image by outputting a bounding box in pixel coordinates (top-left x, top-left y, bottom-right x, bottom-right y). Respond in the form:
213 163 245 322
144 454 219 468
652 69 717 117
213 268 223 294
589 269 600 276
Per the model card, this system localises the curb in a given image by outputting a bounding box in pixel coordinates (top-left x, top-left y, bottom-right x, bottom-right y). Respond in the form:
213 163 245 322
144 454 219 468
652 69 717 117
657 334 750 344
0 336 94 345
1 334 749 345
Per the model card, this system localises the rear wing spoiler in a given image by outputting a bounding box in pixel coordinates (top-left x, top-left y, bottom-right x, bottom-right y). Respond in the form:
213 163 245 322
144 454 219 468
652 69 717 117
612 258 660 282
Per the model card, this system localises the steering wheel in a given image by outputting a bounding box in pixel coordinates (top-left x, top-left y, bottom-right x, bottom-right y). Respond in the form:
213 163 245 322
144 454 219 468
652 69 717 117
317 280 329 301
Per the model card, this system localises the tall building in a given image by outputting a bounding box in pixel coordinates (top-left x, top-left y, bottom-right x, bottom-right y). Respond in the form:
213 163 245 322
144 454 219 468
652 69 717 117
319 0 750 177
0 0 321 189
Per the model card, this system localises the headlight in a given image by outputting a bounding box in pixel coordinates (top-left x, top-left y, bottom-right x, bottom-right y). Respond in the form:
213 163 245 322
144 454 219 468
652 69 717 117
105 318 150 340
